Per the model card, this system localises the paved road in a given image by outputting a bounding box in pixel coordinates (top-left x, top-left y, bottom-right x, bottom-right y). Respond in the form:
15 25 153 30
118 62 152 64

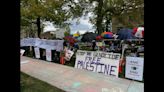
21 56 144 92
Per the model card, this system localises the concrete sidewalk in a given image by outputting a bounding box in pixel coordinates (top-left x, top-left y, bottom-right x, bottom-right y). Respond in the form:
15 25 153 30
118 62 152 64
21 56 144 92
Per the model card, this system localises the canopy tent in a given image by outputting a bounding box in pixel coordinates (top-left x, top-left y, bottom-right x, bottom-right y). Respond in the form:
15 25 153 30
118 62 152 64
76 36 82 41
64 36 77 46
117 28 136 40
73 33 80 38
96 35 103 41
101 32 113 39
133 27 144 38
81 32 97 42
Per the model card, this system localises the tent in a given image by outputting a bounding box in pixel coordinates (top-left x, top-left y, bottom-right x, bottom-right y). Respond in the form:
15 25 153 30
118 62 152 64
101 32 113 39
117 28 136 40
81 32 97 42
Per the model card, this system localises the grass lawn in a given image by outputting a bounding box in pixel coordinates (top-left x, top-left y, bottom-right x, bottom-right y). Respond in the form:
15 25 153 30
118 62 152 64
21 72 65 92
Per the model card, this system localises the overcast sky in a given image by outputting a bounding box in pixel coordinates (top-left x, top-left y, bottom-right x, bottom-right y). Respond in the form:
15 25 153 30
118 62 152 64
43 12 95 34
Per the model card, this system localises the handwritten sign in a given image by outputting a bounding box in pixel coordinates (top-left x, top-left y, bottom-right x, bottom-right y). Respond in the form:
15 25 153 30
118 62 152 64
34 47 40 59
125 57 144 81
46 49 52 61
55 29 65 39
96 42 103 47
20 49 25 56
64 49 74 61
75 50 121 77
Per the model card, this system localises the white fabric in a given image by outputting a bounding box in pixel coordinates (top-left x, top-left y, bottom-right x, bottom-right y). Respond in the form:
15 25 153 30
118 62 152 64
135 27 144 38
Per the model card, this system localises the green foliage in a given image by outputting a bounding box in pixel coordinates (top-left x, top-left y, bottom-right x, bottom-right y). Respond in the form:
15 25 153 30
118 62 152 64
74 0 144 33
21 72 65 92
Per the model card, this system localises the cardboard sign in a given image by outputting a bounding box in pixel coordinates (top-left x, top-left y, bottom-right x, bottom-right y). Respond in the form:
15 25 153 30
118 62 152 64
75 50 121 77
20 49 25 56
46 49 52 61
96 42 103 47
125 57 144 81
64 49 74 61
34 47 40 59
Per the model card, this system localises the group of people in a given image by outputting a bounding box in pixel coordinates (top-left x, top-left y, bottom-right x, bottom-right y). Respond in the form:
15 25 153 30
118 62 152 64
91 39 144 57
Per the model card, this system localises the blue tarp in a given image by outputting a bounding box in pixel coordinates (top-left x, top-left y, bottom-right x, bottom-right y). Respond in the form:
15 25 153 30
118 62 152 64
117 28 136 40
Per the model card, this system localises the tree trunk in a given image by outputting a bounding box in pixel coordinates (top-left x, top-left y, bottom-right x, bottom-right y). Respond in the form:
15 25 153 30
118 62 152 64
105 16 109 32
96 0 103 35
37 17 41 38
105 15 111 32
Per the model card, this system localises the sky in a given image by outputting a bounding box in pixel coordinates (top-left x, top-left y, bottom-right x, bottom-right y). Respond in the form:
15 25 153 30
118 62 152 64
43 12 95 34
43 0 98 35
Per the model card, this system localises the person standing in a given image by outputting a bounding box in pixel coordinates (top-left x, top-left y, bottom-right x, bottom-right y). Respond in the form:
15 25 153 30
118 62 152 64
92 40 96 51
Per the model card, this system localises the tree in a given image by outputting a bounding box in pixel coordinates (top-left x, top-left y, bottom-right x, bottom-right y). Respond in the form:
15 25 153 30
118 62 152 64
76 0 144 34
21 0 68 38
21 0 89 38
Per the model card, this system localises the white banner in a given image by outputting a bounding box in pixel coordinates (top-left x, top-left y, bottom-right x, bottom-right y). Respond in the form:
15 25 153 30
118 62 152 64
125 57 144 81
46 49 52 61
75 50 121 77
21 38 38 46
34 47 40 59
21 38 64 51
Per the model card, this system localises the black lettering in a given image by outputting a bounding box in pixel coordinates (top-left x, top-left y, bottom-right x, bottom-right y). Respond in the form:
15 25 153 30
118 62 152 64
112 55 116 59
93 52 97 57
98 63 104 73
86 61 90 70
115 55 120 60
108 54 112 59
104 64 110 75
92 57 97 62
95 57 101 72
90 61 94 71
99 53 106 58
87 52 91 56
85 57 89 62
130 70 138 74
77 61 82 68
110 66 117 76
82 61 86 69
89 57 92 61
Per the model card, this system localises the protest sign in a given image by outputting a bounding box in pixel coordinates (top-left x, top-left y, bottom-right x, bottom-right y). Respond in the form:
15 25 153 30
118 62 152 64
34 47 40 59
21 38 37 46
75 50 121 77
21 38 64 51
20 49 25 56
64 49 74 61
125 57 144 81
96 42 103 47
46 49 52 61
55 29 65 39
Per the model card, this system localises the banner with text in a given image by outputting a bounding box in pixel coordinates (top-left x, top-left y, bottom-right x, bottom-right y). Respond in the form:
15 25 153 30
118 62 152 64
46 49 52 61
21 38 64 51
34 47 40 59
21 38 39 46
125 57 144 81
75 50 121 77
